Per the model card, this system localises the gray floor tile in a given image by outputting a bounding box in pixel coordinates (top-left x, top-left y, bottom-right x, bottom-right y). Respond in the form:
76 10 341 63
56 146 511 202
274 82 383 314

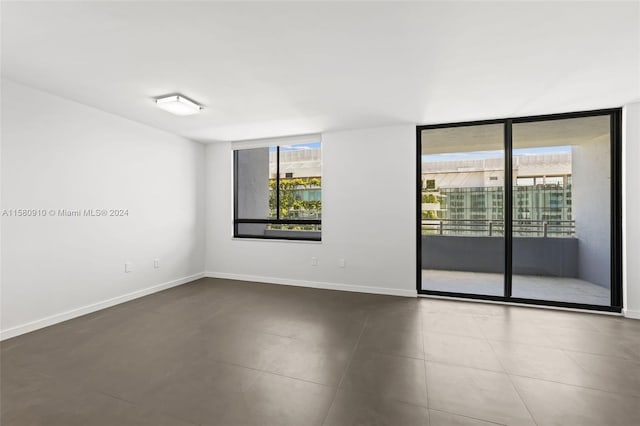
137 356 335 426
513 375 640 426
266 333 355 386
426 361 535 426
323 389 428 426
428 409 503 426
422 312 485 338
3 278 640 426
489 340 588 385
134 357 263 424
564 350 640 397
340 350 428 407
358 324 424 359
192 324 292 371
0 365 195 426
424 332 503 372
540 325 640 361
419 298 509 318
584 314 640 336
476 316 556 347
213 371 335 426
367 304 423 334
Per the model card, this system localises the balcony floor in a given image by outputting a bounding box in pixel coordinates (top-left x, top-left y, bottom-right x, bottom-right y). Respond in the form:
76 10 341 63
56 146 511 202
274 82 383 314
422 269 610 306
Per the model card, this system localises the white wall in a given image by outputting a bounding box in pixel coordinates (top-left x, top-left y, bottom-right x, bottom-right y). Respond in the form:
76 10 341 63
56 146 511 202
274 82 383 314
205 125 416 296
0 80 205 338
624 102 640 318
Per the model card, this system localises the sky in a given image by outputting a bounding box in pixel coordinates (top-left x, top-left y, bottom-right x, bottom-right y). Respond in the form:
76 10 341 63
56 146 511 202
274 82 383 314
269 142 321 153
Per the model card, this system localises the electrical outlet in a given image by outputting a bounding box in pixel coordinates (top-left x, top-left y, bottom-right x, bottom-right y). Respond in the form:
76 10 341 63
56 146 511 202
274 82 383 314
154 258 160 269
124 262 132 273
311 257 318 266
339 258 346 268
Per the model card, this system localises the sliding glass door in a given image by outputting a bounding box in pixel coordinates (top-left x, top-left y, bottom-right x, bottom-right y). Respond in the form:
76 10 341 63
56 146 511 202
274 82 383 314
511 116 613 306
420 123 506 296
417 109 622 312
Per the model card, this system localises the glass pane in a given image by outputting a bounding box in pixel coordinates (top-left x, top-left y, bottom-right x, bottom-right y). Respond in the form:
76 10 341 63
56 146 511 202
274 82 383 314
235 147 274 221
234 147 273 236
511 115 611 306
275 142 322 220
421 124 505 296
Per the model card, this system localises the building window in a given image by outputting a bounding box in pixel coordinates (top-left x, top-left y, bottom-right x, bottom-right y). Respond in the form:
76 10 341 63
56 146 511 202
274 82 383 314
233 138 321 241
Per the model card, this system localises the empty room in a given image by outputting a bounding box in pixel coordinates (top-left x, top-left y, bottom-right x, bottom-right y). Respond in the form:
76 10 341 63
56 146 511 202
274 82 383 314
2 1 640 425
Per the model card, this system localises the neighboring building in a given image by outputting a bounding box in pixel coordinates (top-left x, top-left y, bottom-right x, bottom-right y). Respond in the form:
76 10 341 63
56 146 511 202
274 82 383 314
269 148 322 179
422 152 573 236
268 147 322 217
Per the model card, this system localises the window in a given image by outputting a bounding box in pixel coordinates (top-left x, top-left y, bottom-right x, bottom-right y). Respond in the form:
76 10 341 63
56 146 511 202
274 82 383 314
426 179 436 190
418 109 622 311
233 137 321 241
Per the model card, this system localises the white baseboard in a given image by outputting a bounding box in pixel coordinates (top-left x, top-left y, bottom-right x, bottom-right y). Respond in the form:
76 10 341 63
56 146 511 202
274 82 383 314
205 271 417 298
0 272 205 341
623 309 640 319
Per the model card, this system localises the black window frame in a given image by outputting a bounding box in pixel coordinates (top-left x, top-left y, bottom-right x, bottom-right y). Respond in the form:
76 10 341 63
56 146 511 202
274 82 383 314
416 108 623 312
233 144 322 242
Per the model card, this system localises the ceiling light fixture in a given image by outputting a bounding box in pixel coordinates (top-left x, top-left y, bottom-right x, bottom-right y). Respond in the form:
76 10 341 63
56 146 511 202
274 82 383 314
155 95 202 116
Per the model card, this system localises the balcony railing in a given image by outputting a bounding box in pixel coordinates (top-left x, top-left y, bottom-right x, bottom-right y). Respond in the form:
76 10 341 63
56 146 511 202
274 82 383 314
422 219 575 237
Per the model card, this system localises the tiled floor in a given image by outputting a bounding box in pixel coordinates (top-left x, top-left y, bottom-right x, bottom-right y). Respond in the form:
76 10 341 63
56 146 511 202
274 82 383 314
422 269 610 306
2 278 640 425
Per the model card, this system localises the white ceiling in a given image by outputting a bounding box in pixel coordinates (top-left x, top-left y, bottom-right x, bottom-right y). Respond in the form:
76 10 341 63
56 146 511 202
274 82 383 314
2 1 639 143
421 115 610 154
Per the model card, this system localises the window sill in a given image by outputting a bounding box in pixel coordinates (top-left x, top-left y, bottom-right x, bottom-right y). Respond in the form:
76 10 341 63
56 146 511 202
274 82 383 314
231 237 322 244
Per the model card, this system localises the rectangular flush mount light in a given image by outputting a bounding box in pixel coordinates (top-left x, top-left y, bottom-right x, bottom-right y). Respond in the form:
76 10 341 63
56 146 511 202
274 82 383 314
155 95 202 116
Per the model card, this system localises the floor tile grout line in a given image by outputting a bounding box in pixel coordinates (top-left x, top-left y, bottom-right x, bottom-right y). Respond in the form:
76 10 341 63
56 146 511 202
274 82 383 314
320 311 370 426
424 358 505 375
210 357 339 389
485 335 640 364
428 408 507 426
1 362 202 426
486 339 539 426
337 312 370 389
505 370 640 400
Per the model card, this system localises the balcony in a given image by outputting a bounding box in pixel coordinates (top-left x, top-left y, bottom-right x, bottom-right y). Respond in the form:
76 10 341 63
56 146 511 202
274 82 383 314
421 218 575 237
421 219 609 306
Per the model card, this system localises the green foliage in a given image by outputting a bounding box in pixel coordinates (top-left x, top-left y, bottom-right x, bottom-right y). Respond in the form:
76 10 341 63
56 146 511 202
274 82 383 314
421 191 440 220
422 210 438 219
422 193 438 203
269 177 322 218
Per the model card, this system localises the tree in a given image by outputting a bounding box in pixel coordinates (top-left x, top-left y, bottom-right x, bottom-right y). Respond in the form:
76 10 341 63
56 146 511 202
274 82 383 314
269 177 322 221
422 193 438 204
422 192 440 220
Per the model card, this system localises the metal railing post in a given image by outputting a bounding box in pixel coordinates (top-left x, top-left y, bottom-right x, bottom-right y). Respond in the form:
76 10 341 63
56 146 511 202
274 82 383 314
543 222 548 238
489 221 493 236
439 220 443 235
